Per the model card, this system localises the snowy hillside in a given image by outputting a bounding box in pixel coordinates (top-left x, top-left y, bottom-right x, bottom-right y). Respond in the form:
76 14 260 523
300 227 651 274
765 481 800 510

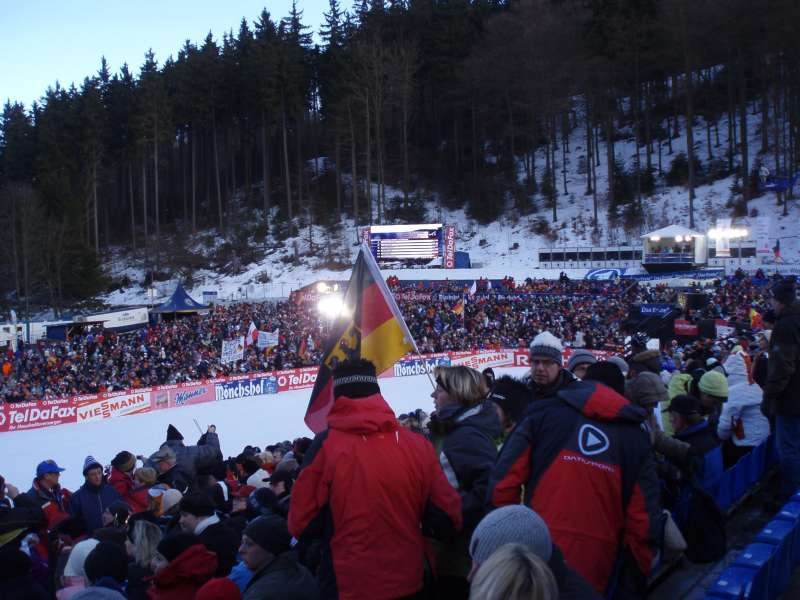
101 107 800 307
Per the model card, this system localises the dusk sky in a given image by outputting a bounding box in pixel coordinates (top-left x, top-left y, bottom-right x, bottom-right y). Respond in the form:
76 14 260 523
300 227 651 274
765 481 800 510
1 1 329 109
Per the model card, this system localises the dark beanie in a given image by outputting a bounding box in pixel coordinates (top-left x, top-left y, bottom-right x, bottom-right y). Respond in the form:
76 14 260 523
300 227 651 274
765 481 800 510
111 450 136 473
157 532 201 562
166 424 184 441
332 359 380 399
84 541 129 584
488 376 530 424
584 361 626 396
243 515 292 555
178 491 216 517
772 277 797 305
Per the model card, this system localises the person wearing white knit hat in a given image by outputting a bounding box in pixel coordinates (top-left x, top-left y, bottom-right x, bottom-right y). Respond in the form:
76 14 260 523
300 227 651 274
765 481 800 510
528 331 575 397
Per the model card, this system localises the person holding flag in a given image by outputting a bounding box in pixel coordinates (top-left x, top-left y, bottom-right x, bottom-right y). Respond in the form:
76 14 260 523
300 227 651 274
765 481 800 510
288 359 462 599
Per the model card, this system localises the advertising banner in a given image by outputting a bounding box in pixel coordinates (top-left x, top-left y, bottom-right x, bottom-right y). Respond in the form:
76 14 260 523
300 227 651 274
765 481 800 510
392 354 451 378
674 319 699 337
640 304 674 316
444 225 456 269
276 367 319 392
449 350 517 371
0 397 77 433
215 376 279 401
221 337 245 364
77 391 151 423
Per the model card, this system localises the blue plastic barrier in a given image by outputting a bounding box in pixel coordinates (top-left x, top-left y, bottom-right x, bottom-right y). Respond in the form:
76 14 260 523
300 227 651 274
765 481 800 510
704 565 754 598
731 543 776 600
754 520 796 593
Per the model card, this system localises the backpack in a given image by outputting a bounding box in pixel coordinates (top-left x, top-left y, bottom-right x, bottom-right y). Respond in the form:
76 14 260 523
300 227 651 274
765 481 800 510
674 479 727 563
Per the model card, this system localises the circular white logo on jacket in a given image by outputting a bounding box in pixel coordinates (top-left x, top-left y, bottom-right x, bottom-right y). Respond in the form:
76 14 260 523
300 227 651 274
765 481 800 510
579 424 610 456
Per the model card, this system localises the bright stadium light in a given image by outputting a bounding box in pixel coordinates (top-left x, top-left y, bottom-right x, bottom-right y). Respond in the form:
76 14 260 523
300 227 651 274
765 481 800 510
318 295 344 319
316 282 329 293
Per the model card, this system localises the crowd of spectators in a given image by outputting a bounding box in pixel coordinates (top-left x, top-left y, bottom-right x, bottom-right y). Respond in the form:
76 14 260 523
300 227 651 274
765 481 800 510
0 273 774 403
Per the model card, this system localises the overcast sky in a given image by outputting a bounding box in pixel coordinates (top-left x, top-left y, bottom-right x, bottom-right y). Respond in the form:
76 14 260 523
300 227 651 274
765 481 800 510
1 1 328 109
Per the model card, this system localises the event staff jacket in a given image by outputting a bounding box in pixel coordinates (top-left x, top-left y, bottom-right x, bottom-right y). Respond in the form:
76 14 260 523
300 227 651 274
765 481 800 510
488 380 661 594
288 393 462 600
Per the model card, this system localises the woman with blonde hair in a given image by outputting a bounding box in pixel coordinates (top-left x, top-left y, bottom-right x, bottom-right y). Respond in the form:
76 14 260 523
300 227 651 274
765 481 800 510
125 517 163 600
470 543 559 600
428 365 502 598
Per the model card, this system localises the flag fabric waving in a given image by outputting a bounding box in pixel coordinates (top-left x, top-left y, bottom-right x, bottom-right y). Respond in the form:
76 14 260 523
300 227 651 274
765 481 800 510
304 244 418 433
244 321 258 348
468 281 477 297
452 298 465 316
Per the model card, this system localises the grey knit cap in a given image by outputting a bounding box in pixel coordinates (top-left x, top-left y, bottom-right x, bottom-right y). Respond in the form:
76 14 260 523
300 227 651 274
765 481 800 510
529 332 563 366
566 349 597 372
469 505 552 564
607 356 629 377
625 372 668 408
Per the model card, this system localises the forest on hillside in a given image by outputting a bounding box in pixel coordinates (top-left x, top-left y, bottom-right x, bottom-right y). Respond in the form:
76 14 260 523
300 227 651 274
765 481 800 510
1 0 799 311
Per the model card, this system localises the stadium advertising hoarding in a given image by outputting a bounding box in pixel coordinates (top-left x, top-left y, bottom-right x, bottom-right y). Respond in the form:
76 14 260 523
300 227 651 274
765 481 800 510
215 375 279 401
0 349 552 432
0 397 76 433
77 391 152 423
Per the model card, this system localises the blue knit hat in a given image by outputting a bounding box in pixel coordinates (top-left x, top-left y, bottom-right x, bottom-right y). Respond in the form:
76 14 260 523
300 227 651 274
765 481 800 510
82 455 102 476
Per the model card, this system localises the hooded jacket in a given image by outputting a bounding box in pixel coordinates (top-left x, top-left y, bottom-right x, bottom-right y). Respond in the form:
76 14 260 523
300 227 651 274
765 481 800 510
288 393 462 600
718 352 770 446
147 543 218 600
488 380 661 595
764 302 800 416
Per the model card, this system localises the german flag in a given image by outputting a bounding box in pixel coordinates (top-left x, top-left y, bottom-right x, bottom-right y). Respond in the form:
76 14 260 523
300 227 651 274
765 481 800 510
304 244 418 433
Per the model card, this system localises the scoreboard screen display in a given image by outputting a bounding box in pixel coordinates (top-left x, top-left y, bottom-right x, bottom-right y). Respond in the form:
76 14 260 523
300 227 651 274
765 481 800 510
369 224 443 261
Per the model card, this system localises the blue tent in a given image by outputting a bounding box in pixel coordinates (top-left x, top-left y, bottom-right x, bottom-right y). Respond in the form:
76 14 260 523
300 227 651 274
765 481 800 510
150 283 210 314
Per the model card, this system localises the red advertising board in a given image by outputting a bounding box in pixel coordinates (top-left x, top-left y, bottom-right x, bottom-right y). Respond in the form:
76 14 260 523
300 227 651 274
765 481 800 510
674 319 699 336
0 397 77 433
276 367 319 392
443 224 456 269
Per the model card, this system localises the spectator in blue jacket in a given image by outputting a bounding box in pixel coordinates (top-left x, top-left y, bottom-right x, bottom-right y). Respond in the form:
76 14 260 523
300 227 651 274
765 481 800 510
69 456 121 534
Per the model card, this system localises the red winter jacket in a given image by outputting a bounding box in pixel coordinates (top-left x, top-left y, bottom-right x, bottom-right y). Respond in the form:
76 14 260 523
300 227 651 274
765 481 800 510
147 544 217 600
489 379 661 595
108 468 149 513
288 393 462 600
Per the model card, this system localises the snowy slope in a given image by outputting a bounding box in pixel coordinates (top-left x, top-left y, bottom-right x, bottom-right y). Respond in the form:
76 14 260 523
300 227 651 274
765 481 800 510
1 367 528 492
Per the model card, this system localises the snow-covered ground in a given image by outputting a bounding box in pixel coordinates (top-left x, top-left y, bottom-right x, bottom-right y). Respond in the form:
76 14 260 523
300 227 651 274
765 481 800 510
1 367 529 493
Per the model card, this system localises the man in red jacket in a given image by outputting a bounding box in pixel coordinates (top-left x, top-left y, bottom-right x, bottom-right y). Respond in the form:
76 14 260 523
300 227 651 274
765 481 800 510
289 359 462 600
